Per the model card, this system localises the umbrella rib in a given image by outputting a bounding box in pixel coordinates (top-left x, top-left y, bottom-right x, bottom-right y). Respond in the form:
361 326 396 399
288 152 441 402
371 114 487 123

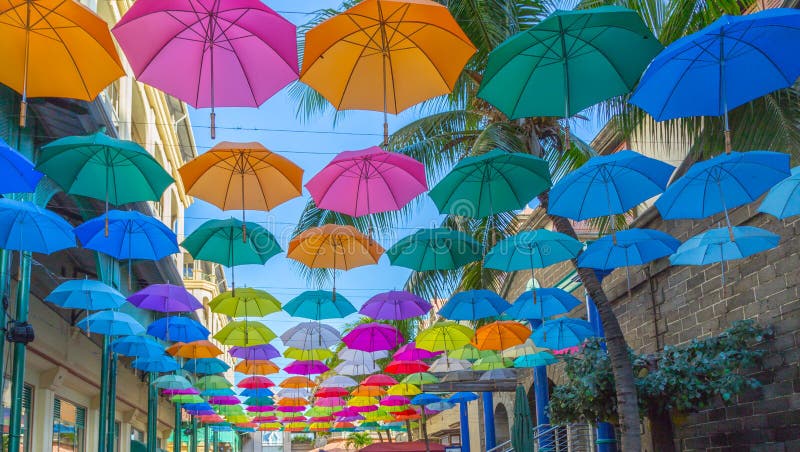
331 16 386 110
215 11 263 106
654 38 719 120
718 31 795 83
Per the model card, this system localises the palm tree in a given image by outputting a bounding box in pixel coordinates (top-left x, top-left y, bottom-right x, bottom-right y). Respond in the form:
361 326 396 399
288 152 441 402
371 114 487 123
291 0 799 449
345 432 374 450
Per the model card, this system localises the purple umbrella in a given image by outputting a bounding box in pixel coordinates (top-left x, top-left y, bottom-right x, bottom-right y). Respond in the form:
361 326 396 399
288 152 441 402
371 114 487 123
247 406 275 413
185 409 215 416
128 284 202 312
393 342 442 361
359 290 432 320
208 396 240 405
350 405 378 413
342 323 404 352
112 0 299 139
284 360 329 376
336 415 365 422
229 344 281 361
162 388 200 396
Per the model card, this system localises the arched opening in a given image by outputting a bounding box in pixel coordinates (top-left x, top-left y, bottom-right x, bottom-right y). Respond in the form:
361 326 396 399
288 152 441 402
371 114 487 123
495 403 510 445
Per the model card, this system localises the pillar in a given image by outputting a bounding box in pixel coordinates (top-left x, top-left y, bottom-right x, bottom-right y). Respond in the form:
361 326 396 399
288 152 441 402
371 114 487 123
482 392 495 450
459 402 471 452
587 287 617 452
174 403 182 452
0 249 9 436
190 416 198 452
8 251 31 452
108 353 118 451
147 373 158 452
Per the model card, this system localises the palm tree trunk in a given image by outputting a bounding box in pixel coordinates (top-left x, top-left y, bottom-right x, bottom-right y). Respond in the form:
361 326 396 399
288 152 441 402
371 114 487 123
538 191 642 451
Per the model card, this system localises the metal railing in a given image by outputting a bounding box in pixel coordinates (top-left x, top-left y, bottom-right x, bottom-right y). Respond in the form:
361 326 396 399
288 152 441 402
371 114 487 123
486 423 595 452
487 440 513 452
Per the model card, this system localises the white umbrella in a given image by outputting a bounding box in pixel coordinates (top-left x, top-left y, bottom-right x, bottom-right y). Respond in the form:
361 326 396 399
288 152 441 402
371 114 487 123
334 360 380 376
319 375 358 388
338 348 387 361
280 321 341 349
429 356 472 373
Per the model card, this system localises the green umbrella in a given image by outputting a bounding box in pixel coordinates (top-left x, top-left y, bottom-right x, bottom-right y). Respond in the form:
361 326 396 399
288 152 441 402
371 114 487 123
478 6 663 147
209 288 281 317
448 345 482 361
195 375 232 391
428 149 551 218
512 384 535 452
386 228 482 271
213 320 276 347
171 394 204 404
473 354 513 371
401 372 439 386
182 218 282 293
37 128 173 233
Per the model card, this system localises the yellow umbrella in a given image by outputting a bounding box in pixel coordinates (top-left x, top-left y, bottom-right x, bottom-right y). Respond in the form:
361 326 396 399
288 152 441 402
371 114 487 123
347 396 379 407
234 359 280 375
0 0 124 126
178 142 303 238
387 383 421 396
416 321 474 352
283 347 334 361
300 0 476 145
213 320 276 347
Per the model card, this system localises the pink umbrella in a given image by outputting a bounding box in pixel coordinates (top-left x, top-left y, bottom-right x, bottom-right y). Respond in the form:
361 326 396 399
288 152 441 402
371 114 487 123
253 416 278 422
315 397 346 407
284 360 330 376
380 396 411 407
305 147 427 217
342 323 403 352
247 406 275 413
310 416 335 422
349 405 378 413
393 342 442 361
281 416 307 423
362 374 397 387
208 396 240 405
277 406 305 413
332 407 359 417
112 0 299 138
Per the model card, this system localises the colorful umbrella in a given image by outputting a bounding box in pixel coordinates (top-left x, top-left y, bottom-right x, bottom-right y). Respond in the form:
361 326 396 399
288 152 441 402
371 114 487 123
429 356 471 373
362 374 398 387
147 317 209 342
504 288 582 321
196 376 233 391
759 167 800 220
132 355 180 373
514 352 557 368
306 147 427 217
351 386 386 398
238 376 275 389
300 0 475 145
410 394 441 406
342 323 404 352
213 320 276 346
171 340 223 359
0 138 42 193
284 360 329 376
316 387 349 398
338 348 387 362
360 291 432 321
128 284 202 313
393 343 440 361
113 0 299 138
381 396 411 407
402 373 439 386
283 291 356 321
152 375 193 390
183 358 230 375
0 199 75 254
429 149 551 217
448 392 478 404
230 344 281 361
45 280 125 311
334 361 380 376
387 384 421 397
283 348 334 361
485 229 582 271
385 360 430 375
578 229 681 270
416 322 474 352
171 394 204 404
439 290 511 321
531 318 595 350
315 397 346 408
74 210 179 260
280 376 316 389
1 0 124 126
502 340 549 359
473 355 513 371
77 311 144 336
320 376 358 388
111 335 165 358
278 388 311 399
631 8 800 152
386 228 482 271
239 388 274 397
448 345 483 361
209 288 281 318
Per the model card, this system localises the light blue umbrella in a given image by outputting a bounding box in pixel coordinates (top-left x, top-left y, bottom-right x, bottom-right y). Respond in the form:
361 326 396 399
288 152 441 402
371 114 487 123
201 388 237 397
152 374 193 390
578 228 680 270
45 279 126 310
531 318 595 350
758 167 800 219
111 335 165 358
427 401 455 411
147 316 209 342
76 310 145 336
447 392 478 404
513 352 557 368
284 290 356 320
439 290 510 321
505 288 581 321
183 358 231 375
484 229 582 271
549 150 675 220
411 394 442 406
74 210 179 260
0 138 42 193
132 355 180 373
0 198 75 254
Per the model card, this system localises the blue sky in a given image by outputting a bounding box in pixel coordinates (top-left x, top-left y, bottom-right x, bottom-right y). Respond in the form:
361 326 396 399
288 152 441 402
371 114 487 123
184 0 602 377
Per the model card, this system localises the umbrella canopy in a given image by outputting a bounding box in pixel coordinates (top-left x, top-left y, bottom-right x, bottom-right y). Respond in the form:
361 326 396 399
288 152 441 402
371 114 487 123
74 210 178 260
548 150 675 220
386 228 482 271
287 225 383 270
320 376 358 388
0 138 42 193
360 291 432 321
38 130 173 206
385 361 430 375
284 360 329 376
277 388 312 399
416 322 474 352
402 373 439 386
147 317 209 342
448 345 483 361
502 340 549 359
334 361 381 376
531 318 596 350
472 321 532 351
210 288 282 318
77 311 144 336
239 388 274 397
338 349 387 362
485 229 583 271
195 376 233 391
480 368 517 380
280 376 316 389
429 149 551 217
473 355 513 371
759 167 800 219
315 397 346 408
235 360 280 375
394 343 440 361
284 291 356 321
238 376 275 389
505 288 582 321
316 387 349 398
439 290 511 321
342 323 404 352
306 147 427 217
362 374 398 387
670 226 780 266
45 280 125 311
183 358 230 375
387 383 421 397
381 396 411 407
171 340 223 359
213 320 276 346
449 392 479 404
128 284 202 313
111 335 165 358
230 344 281 361
182 217 282 266
578 229 681 270
410 394 441 406
281 322 342 349
0 199 75 254
132 355 180 373
152 375 192 390
284 348 334 361
429 356 472 373
511 385 535 452
514 352 558 368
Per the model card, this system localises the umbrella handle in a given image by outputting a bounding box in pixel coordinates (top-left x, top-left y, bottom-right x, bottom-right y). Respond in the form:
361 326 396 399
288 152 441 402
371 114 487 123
19 101 27 129
724 129 732 155
210 111 216 140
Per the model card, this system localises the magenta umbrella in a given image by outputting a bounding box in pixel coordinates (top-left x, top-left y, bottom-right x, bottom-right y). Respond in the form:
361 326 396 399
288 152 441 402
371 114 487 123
305 147 427 217
393 342 442 361
336 414 364 422
112 0 299 138
349 405 378 413
127 284 202 312
162 387 200 396
229 344 281 361
208 396 240 405
380 396 411 407
284 360 329 376
315 397 346 407
360 291 432 321
342 323 404 352
247 406 275 413
332 407 359 417
276 406 305 413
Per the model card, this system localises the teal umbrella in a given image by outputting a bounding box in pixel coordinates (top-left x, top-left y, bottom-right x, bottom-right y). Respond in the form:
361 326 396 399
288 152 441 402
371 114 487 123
428 149 551 218
152 374 192 390
284 290 356 320
478 6 663 147
182 218 282 293
76 310 145 336
511 384 535 452
385 228 481 271
513 352 557 368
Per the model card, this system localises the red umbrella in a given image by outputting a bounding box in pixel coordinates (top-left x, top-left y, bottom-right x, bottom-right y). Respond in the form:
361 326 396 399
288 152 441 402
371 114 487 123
316 387 350 397
385 360 430 375
362 374 398 387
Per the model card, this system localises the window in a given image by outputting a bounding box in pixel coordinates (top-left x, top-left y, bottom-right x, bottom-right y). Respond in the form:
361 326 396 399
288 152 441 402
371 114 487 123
2 381 32 451
52 397 86 452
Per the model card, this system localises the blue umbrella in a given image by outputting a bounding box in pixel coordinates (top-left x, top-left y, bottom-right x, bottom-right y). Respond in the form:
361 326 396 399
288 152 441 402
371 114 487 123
201 388 237 397
630 8 800 152
411 394 442 406
132 355 180 373
0 138 42 193
656 151 790 222
439 290 510 321
758 167 800 219
77 310 145 336
183 358 231 375
239 388 274 398
514 352 557 368
0 199 75 254
531 318 595 350
45 279 126 310
549 150 675 220
74 210 179 260
182 402 214 412
147 316 209 342
111 335 165 358
484 230 583 271
505 288 581 321
447 392 478 404
427 401 455 412
284 290 356 320
578 228 680 270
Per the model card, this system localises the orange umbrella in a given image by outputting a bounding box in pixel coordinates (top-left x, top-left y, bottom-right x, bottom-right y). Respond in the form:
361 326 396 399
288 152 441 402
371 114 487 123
234 359 280 375
171 340 224 359
472 320 532 351
280 376 316 389
350 386 387 397
277 397 309 407
178 142 303 237
164 342 186 356
0 0 125 126
300 0 476 145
